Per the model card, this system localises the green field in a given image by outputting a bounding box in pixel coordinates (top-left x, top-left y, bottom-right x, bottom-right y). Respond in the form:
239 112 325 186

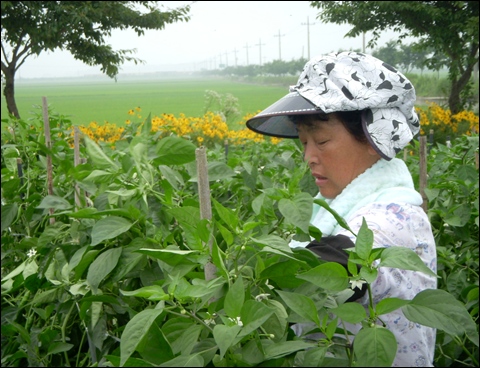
1 74 290 126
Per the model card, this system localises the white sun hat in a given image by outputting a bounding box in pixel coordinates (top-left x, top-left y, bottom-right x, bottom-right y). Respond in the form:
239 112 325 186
246 51 420 160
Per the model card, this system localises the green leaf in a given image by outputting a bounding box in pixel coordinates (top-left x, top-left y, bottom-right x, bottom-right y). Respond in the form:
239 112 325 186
297 263 349 291
224 275 245 318
213 324 242 359
353 325 397 367
1 202 18 232
355 218 373 260
260 261 305 289
36 195 72 210
206 161 236 181
120 308 164 366
67 207 100 219
238 300 275 338
83 169 117 183
37 226 61 247
217 222 234 246
375 297 410 316
250 235 292 254
84 136 118 170
141 113 152 136
46 341 74 355
106 355 155 367
213 199 238 231
378 247 437 278
278 192 313 233
1 260 26 282
167 207 203 250
90 216 133 246
276 290 321 326
87 247 122 294
444 204 472 227
402 289 479 346
169 324 203 355
120 285 169 301
154 136 196 165
301 346 328 367
158 354 204 367
329 302 366 324
265 340 317 360
137 248 199 266
137 321 174 365
210 239 229 279
313 198 354 234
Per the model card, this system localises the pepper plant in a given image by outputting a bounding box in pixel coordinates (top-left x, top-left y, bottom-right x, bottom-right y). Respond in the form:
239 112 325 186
1 111 478 367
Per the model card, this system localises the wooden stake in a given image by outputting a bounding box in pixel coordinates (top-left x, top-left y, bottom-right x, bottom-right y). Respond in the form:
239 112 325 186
195 146 217 281
419 136 428 212
42 97 55 224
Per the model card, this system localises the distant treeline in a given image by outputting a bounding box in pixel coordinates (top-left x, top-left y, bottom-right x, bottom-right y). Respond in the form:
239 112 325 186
198 43 447 77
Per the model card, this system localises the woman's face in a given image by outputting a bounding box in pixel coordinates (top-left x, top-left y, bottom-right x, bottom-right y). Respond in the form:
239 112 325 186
297 114 380 199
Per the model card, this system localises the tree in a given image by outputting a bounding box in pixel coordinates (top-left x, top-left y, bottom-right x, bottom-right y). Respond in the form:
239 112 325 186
372 42 437 74
310 1 479 114
1 1 191 118
371 40 402 69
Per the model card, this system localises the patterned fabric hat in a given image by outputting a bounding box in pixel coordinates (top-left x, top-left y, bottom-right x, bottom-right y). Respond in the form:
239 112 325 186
246 51 420 160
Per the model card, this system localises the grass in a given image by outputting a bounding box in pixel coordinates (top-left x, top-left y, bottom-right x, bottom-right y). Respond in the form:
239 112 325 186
1 74 289 127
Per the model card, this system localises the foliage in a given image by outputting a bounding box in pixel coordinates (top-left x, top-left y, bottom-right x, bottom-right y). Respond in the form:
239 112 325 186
372 41 442 74
309 1 479 114
201 58 309 78
1 1 191 118
407 74 452 99
1 109 478 367
404 135 479 366
203 90 241 125
74 103 478 149
416 103 479 144
74 106 280 148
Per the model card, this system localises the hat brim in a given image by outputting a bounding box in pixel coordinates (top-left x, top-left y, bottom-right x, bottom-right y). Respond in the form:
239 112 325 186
246 92 321 138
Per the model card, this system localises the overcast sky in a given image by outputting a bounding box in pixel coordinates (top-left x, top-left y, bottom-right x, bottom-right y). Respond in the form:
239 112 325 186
13 1 411 79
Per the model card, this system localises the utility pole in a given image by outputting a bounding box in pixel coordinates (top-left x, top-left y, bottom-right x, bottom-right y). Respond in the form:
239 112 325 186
244 42 251 65
233 48 238 67
362 32 366 53
274 30 285 60
255 38 266 65
301 17 315 60
224 51 229 67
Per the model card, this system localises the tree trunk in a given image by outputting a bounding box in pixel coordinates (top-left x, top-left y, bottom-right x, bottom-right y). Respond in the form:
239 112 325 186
3 65 20 119
448 46 478 115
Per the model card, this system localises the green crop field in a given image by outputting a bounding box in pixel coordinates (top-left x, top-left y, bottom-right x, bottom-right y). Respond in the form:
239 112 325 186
1 74 290 127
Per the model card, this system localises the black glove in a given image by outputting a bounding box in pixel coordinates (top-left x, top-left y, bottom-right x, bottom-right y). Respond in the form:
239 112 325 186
306 235 367 302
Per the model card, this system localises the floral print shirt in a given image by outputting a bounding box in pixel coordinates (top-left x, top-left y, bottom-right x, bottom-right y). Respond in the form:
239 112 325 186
337 201 437 367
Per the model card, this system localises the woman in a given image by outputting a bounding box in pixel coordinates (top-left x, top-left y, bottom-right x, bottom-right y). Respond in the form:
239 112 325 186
246 51 437 367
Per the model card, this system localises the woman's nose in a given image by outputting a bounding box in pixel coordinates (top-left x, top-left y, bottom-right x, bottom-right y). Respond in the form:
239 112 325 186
303 147 317 167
